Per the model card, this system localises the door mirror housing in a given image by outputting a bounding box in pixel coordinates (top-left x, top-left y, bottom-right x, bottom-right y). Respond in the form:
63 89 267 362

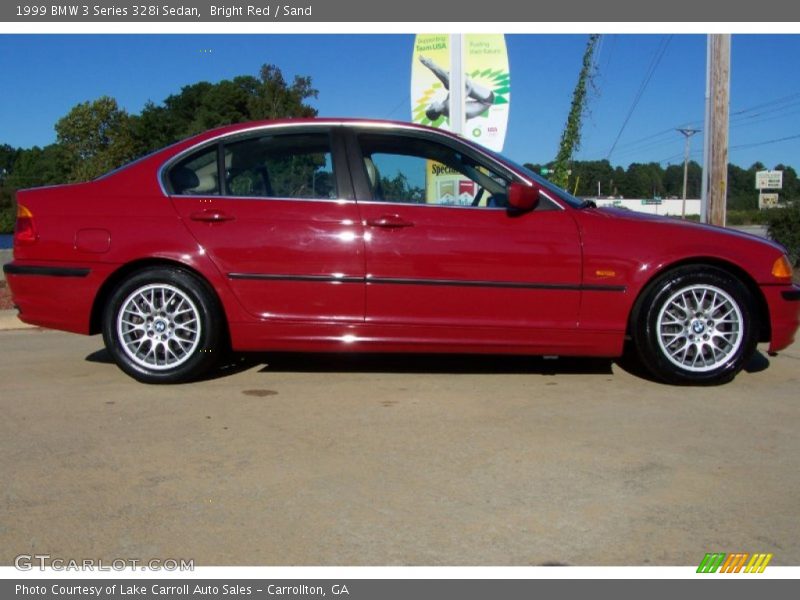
507 182 540 212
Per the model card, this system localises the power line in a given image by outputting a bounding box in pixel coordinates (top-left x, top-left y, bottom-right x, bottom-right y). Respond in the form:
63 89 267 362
649 105 800 163
602 34 617 74
730 132 800 151
658 131 800 163
730 107 800 130
383 95 410 120
657 148 703 164
589 90 800 163
592 34 604 72
730 91 800 117
608 127 675 151
608 131 692 160
730 99 800 125
605 35 673 160
598 103 800 164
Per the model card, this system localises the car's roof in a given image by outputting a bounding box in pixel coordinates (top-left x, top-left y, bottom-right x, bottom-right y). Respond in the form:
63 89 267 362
186 118 463 144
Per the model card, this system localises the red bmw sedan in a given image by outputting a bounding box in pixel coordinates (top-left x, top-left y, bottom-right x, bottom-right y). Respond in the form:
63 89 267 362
4 119 799 384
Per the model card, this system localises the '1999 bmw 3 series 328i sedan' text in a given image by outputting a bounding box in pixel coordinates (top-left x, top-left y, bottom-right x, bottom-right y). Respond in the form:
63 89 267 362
5 119 799 384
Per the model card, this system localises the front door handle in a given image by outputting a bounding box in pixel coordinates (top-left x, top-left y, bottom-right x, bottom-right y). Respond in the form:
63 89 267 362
190 209 235 223
366 215 414 228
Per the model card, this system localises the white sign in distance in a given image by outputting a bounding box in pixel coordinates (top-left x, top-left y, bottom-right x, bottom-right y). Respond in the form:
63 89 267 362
755 170 783 190
759 193 780 209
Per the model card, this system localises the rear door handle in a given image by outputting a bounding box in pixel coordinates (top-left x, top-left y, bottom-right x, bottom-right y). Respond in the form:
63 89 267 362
366 215 414 228
190 209 235 223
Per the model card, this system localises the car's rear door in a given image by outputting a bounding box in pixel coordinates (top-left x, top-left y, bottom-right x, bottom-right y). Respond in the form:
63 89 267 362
167 126 365 322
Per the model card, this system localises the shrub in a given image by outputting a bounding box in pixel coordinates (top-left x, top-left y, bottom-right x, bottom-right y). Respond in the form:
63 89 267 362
727 209 770 226
766 204 800 266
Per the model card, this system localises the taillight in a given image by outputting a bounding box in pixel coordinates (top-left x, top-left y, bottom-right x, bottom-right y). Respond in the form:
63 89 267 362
14 204 38 245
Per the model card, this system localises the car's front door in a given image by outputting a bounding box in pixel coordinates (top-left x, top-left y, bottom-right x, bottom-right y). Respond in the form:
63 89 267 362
348 129 583 346
167 128 365 322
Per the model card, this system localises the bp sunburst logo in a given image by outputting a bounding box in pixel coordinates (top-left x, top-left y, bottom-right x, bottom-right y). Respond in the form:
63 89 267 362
413 69 510 128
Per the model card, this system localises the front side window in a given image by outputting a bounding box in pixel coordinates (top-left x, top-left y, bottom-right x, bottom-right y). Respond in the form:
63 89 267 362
358 133 510 208
223 133 337 200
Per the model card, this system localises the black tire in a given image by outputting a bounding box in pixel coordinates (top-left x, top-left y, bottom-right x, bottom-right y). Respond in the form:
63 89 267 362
102 267 224 384
631 266 758 385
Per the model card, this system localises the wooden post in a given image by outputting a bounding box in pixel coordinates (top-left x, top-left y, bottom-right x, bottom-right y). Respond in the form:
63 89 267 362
702 35 731 227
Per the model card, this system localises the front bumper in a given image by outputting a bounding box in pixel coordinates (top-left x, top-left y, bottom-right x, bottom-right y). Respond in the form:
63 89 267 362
763 283 800 353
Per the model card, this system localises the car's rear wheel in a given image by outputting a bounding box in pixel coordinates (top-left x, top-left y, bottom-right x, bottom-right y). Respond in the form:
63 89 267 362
632 266 758 385
103 267 223 383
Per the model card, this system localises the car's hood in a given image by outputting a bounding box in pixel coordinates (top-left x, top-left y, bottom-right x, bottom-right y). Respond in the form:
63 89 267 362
591 206 786 253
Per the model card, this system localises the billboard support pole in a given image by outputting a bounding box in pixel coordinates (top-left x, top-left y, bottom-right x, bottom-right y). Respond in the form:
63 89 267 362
449 34 465 136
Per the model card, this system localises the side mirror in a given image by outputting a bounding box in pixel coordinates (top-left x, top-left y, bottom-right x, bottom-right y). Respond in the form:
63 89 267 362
507 182 540 212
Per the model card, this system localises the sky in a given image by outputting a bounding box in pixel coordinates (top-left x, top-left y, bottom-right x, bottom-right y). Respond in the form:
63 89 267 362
0 34 798 170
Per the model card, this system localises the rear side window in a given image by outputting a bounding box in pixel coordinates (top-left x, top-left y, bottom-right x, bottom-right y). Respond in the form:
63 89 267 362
223 133 337 200
167 146 220 196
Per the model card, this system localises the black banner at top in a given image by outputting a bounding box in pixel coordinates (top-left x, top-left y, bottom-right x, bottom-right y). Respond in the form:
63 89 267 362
1 0 797 22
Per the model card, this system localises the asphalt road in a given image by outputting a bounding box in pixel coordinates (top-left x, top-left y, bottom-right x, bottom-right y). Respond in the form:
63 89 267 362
1 329 799 566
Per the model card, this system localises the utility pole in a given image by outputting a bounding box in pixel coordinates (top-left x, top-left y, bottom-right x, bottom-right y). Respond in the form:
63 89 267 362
677 127 700 218
701 34 731 226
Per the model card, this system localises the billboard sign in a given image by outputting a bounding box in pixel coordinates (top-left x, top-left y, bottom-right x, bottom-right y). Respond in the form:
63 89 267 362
411 34 510 152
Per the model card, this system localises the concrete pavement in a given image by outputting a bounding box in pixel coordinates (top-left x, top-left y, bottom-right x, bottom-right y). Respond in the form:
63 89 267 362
0 249 12 281
0 309 34 330
1 328 798 566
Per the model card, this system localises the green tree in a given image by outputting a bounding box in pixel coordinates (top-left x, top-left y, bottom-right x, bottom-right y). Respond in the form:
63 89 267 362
0 144 20 232
55 96 137 182
248 64 318 120
0 144 20 181
663 160 701 198
4 144 70 189
0 63 321 232
726 162 763 210
0 144 71 233
570 159 615 197
129 101 178 155
130 65 318 156
622 162 664 198
774 164 799 202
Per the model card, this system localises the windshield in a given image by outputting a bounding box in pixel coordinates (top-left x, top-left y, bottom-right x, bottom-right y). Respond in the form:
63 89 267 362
483 149 586 209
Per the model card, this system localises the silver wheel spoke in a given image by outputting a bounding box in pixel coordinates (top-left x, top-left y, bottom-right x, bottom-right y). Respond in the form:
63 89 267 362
116 283 202 371
655 283 744 373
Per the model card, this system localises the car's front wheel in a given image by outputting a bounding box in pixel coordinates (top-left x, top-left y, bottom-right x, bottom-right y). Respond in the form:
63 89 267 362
632 266 758 385
102 267 223 383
